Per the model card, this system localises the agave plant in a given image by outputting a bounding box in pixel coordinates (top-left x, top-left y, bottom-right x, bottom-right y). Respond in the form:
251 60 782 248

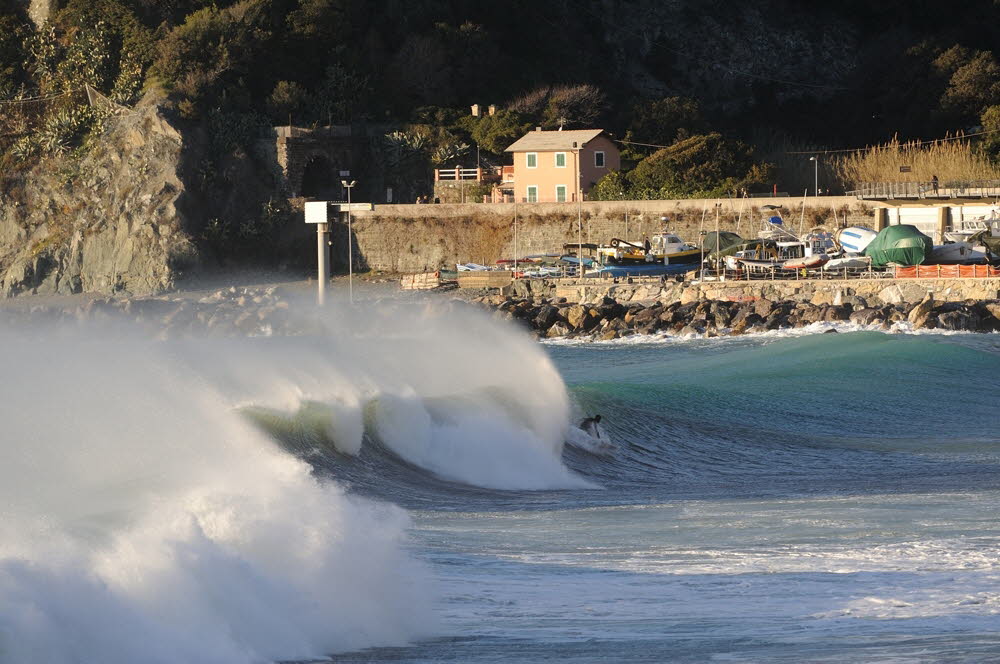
36 106 94 154
431 142 470 166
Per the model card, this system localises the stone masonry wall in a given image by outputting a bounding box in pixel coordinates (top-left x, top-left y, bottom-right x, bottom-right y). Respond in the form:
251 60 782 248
508 276 1000 308
340 196 874 273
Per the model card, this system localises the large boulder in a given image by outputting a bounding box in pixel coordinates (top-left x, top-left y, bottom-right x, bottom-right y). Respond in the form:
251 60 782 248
534 304 562 329
907 294 935 328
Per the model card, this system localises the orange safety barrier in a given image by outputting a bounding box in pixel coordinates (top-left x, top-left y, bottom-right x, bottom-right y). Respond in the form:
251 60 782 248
893 264 1000 279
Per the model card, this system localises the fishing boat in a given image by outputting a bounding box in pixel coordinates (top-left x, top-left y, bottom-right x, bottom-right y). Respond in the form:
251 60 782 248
725 215 834 272
596 232 702 266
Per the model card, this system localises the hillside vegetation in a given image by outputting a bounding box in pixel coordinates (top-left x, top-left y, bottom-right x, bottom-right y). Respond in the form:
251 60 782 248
3 0 1000 199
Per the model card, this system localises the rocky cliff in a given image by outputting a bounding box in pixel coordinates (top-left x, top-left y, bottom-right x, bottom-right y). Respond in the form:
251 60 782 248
0 97 198 297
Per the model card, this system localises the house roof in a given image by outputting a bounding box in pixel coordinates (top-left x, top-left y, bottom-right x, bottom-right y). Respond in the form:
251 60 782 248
504 129 608 152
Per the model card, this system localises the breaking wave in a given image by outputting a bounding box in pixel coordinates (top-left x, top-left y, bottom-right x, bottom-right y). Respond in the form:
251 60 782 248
0 299 591 663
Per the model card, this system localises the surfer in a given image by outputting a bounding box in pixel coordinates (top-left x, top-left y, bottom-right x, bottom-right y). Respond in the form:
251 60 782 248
579 414 603 439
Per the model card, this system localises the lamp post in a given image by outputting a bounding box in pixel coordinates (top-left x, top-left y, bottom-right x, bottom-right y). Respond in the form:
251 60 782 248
341 179 356 303
809 156 819 196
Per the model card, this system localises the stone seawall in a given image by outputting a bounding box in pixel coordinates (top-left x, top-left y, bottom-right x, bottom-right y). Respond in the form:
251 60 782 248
341 197 873 274
503 276 1000 308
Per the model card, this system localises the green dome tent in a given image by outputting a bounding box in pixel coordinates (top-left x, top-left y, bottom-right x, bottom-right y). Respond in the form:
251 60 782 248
863 224 933 267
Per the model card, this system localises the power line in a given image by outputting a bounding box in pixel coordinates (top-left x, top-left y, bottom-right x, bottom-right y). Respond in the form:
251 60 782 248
785 127 1000 155
616 127 1000 157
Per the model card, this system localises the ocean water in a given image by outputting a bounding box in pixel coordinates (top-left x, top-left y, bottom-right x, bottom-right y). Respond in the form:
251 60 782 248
2 303 999 663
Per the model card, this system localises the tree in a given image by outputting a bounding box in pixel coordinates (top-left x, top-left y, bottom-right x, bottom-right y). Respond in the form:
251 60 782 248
0 12 27 98
265 80 307 123
941 50 1000 122
542 83 607 128
627 133 772 198
308 63 370 125
508 83 608 128
467 109 531 155
588 170 631 201
979 104 1000 160
148 1 270 112
622 96 706 159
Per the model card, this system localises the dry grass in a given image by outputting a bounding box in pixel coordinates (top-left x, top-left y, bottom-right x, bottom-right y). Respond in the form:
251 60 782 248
834 136 1000 186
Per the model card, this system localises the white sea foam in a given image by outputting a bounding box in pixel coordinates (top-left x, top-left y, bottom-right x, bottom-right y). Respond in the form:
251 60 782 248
0 299 587 662
545 319 1000 347
0 332 434 664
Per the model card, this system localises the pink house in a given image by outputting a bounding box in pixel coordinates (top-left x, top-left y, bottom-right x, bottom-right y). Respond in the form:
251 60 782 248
504 128 620 203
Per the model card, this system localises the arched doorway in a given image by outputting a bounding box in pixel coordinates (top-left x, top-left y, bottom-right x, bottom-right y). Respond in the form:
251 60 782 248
300 154 339 198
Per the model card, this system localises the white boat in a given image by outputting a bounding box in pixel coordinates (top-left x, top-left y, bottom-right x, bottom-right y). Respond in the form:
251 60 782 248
727 240 829 272
725 213 835 272
928 242 989 264
823 256 871 271
944 212 1000 244
837 226 878 254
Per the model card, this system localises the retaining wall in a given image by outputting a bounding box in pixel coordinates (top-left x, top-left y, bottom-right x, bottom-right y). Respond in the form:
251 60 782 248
338 196 873 274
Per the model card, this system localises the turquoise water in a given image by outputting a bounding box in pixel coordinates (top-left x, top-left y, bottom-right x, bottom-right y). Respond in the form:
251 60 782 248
339 331 1000 663
5 317 1000 663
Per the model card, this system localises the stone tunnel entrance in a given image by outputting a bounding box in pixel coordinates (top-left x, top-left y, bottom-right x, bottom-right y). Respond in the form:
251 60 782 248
271 126 358 198
300 154 340 199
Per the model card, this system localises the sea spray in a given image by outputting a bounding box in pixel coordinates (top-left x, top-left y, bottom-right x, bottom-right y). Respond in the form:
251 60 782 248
0 296 593 662
0 330 434 663
173 299 590 490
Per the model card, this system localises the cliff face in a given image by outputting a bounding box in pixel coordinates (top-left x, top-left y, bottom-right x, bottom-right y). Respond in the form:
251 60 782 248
0 98 198 297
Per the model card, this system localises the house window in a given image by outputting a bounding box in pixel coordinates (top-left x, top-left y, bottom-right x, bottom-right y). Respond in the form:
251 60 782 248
595 151 606 168
526 152 537 168
556 185 567 202
526 185 538 202
555 152 566 168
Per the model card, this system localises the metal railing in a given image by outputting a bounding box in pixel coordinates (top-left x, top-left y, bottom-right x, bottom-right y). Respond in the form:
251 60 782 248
434 167 502 182
850 180 1000 200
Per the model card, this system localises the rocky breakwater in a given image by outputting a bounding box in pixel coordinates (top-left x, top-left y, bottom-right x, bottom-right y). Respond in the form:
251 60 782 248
0 286 308 339
472 293 1000 340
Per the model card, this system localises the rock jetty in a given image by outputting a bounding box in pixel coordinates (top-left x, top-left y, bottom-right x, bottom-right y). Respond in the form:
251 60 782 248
469 293 1000 339
0 286 302 339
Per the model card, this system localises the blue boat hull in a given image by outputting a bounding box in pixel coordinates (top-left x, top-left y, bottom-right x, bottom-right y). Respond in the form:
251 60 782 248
586 263 699 278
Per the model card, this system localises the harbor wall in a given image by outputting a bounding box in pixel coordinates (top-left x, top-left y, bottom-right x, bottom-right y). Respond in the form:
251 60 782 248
337 196 874 273
508 276 1000 307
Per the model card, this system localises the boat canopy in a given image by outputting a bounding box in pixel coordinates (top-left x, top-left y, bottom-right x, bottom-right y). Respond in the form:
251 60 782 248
863 224 933 267
700 231 744 253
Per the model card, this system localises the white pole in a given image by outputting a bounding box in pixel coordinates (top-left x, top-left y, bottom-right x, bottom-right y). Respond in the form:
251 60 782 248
577 149 583 278
798 189 807 237
578 195 583 279
715 203 721 268
341 179 357 303
513 200 518 275
316 222 328 306
736 192 747 237
347 186 353 304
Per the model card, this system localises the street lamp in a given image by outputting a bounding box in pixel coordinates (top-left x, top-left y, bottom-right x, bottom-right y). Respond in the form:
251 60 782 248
809 156 819 196
341 179 356 303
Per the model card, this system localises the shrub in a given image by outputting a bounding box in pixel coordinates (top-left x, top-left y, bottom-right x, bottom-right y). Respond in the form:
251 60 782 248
627 133 772 199
467 109 531 155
